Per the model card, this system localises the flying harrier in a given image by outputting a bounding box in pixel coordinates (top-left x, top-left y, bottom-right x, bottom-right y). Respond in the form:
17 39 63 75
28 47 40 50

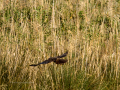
29 51 68 66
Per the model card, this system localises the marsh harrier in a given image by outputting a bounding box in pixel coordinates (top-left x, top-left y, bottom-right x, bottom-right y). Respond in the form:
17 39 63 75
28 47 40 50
29 51 68 66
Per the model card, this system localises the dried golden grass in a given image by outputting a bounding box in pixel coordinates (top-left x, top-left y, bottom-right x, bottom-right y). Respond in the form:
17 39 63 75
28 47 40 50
0 0 120 89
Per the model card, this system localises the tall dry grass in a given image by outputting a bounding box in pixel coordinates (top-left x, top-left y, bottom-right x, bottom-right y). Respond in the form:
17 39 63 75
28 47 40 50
0 0 120 89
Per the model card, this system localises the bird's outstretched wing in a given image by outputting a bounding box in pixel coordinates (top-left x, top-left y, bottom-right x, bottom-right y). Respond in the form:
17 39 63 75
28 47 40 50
38 59 53 64
56 51 68 58
29 58 55 66
54 58 68 64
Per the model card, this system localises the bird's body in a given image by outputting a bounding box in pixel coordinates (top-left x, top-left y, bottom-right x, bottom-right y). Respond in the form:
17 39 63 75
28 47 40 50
54 58 67 64
29 51 68 66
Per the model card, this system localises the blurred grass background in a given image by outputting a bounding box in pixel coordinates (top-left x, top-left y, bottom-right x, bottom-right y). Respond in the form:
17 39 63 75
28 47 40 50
0 0 120 89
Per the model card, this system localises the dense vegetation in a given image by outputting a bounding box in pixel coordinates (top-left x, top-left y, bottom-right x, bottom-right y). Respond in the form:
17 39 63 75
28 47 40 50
0 0 120 89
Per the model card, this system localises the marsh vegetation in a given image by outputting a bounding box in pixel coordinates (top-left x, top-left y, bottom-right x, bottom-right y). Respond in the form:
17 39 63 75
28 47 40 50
0 0 120 89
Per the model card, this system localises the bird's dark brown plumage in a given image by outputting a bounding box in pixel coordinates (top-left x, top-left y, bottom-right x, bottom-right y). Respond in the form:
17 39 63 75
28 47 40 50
29 51 68 66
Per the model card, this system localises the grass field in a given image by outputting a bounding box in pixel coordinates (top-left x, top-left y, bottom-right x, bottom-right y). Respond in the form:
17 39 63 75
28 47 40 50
0 0 120 90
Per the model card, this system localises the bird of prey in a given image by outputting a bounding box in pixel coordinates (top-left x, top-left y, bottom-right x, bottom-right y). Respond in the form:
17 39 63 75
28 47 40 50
29 51 68 66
